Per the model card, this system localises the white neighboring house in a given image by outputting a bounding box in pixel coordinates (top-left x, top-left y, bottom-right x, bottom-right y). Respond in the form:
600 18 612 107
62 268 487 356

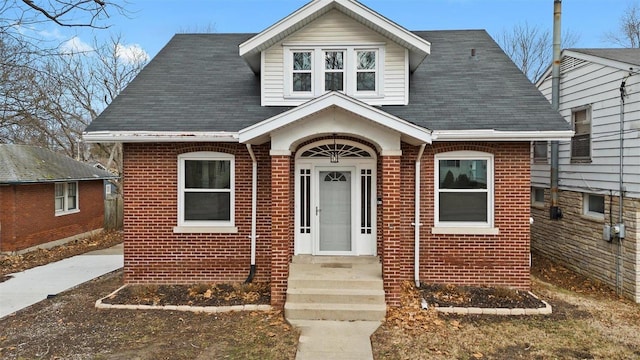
533 48 640 303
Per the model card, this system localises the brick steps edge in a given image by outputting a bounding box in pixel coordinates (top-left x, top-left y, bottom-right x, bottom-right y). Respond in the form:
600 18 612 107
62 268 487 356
424 291 552 316
94 284 273 313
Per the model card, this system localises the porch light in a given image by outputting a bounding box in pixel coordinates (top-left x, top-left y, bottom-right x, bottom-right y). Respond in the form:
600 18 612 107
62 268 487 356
330 133 339 163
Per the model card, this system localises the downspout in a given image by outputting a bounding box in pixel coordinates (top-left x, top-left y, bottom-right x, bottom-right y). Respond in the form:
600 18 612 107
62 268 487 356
414 144 426 287
244 144 258 284
550 0 562 220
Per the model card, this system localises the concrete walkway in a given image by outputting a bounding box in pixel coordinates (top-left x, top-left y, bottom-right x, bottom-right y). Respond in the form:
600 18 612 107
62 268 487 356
289 320 381 360
0 243 123 319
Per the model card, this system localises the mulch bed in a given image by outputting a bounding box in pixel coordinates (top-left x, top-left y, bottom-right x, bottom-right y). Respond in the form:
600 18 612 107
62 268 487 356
102 282 271 307
420 283 546 309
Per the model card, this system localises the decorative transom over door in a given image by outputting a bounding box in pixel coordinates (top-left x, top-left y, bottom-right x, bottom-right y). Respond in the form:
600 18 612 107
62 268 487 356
319 171 352 252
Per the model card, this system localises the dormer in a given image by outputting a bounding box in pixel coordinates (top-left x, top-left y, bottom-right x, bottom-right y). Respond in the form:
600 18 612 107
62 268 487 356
239 0 431 107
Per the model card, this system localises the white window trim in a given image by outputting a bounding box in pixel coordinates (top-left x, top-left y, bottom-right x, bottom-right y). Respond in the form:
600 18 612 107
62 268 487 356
433 151 496 235
323 49 346 92
174 152 237 233
55 182 80 216
354 48 379 96
284 44 384 99
582 193 605 220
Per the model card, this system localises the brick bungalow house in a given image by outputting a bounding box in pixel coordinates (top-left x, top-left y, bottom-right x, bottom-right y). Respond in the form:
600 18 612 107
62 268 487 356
83 0 573 308
0 144 116 253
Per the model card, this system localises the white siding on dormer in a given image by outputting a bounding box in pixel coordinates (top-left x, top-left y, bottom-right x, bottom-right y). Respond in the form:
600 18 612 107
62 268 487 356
261 9 408 106
533 60 640 198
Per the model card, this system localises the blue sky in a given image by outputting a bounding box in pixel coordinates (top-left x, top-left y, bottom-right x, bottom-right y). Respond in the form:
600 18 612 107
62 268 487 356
53 0 635 59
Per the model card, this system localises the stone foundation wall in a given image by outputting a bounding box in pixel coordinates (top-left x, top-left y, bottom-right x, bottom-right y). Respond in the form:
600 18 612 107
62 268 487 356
531 190 639 303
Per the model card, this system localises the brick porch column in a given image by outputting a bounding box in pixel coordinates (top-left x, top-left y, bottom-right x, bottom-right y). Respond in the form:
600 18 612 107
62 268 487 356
270 155 291 307
381 155 402 307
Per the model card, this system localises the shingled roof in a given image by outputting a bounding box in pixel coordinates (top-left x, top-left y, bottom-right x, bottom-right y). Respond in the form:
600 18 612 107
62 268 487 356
85 30 570 135
0 144 117 184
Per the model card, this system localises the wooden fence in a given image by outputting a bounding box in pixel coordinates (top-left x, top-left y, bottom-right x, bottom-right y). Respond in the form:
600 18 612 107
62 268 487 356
104 195 124 230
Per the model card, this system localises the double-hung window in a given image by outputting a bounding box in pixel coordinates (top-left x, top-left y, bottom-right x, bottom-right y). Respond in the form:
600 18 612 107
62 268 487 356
177 152 235 230
55 182 78 215
571 107 591 161
356 50 377 92
324 50 345 91
434 151 495 234
292 51 313 93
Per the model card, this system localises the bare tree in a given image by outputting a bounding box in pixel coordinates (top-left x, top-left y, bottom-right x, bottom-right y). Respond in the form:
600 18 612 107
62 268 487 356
498 22 579 83
604 2 640 48
0 34 147 159
1 0 126 31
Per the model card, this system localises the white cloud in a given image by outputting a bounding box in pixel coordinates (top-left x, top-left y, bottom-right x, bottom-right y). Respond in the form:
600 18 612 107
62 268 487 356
61 36 94 54
115 43 150 65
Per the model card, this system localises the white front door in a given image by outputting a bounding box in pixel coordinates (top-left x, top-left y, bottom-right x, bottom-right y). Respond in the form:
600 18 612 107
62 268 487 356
318 170 352 253
294 140 377 256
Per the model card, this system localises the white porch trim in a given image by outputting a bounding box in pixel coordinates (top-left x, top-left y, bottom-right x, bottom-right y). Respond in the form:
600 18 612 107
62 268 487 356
239 91 433 152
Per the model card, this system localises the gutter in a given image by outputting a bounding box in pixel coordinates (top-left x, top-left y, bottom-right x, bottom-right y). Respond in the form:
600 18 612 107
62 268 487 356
82 131 239 143
431 130 573 142
244 144 258 283
413 144 426 287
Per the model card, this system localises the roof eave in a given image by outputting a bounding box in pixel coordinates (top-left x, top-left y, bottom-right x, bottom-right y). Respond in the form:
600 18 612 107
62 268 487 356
83 131 240 143
432 130 574 142
1 175 118 185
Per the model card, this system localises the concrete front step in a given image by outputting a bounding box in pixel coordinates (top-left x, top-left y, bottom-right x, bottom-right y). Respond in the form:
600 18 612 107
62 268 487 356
292 255 380 265
286 287 385 305
285 302 386 321
285 256 386 322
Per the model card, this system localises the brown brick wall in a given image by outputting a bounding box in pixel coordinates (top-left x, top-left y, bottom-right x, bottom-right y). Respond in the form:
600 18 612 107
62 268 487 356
122 143 272 285
270 155 293 307
0 181 105 252
532 190 639 302
416 142 532 290
122 140 532 307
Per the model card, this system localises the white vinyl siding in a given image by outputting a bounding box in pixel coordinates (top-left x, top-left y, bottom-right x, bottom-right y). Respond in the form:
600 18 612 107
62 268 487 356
533 59 640 198
262 9 407 106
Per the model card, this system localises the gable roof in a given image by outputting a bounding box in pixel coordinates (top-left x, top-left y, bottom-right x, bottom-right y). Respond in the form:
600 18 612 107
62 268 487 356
0 144 117 184
567 48 640 69
84 30 571 143
537 48 640 87
239 0 431 73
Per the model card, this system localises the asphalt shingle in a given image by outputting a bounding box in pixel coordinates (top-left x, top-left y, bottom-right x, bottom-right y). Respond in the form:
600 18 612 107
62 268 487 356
85 30 570 134
0 144 117 184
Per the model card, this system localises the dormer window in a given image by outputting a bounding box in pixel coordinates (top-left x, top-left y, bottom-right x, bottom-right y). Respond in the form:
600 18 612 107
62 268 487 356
356 50 377 92
292 51 313 93
324 51 344 91
285 45 384 98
